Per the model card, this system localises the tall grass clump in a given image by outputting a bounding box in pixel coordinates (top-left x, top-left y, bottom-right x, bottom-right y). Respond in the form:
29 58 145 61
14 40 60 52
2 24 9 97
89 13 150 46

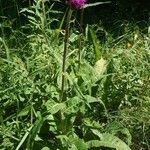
0 0 150 150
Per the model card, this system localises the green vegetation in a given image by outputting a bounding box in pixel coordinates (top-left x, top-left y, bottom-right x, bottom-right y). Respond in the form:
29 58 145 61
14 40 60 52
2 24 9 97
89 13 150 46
0 0 150 150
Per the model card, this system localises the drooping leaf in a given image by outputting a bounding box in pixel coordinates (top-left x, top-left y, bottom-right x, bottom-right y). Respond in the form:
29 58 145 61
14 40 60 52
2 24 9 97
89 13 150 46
84 1 111 8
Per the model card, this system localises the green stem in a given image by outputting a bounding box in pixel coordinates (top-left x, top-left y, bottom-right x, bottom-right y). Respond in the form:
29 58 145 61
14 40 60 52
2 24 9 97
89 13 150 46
78 8 84 70
60 8 73 102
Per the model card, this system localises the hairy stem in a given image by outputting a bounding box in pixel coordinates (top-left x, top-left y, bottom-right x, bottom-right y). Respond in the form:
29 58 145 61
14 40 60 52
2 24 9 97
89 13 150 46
60 8 73 102
78 8 84 70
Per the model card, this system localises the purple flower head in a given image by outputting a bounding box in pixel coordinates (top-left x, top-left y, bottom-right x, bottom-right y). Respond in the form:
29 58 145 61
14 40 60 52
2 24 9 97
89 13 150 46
66 0 87 9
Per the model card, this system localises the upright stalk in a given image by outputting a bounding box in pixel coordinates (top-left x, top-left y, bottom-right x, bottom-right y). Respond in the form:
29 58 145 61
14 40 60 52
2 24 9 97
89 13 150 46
60 8 73 102
78 8 84 70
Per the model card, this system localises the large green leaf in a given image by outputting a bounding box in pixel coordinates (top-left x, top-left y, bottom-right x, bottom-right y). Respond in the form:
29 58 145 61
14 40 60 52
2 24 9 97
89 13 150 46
87 133 131 150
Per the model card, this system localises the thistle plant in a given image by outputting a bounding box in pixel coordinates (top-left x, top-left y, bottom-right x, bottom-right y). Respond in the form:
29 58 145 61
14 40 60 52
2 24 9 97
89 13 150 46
60 0 86 101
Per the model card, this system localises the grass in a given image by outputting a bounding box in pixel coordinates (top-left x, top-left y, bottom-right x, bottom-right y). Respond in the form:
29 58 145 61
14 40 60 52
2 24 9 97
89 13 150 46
0 0 150 150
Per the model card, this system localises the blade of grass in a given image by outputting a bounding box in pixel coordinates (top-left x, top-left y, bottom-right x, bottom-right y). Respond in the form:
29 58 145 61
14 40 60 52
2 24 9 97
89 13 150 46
15 125 33 150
